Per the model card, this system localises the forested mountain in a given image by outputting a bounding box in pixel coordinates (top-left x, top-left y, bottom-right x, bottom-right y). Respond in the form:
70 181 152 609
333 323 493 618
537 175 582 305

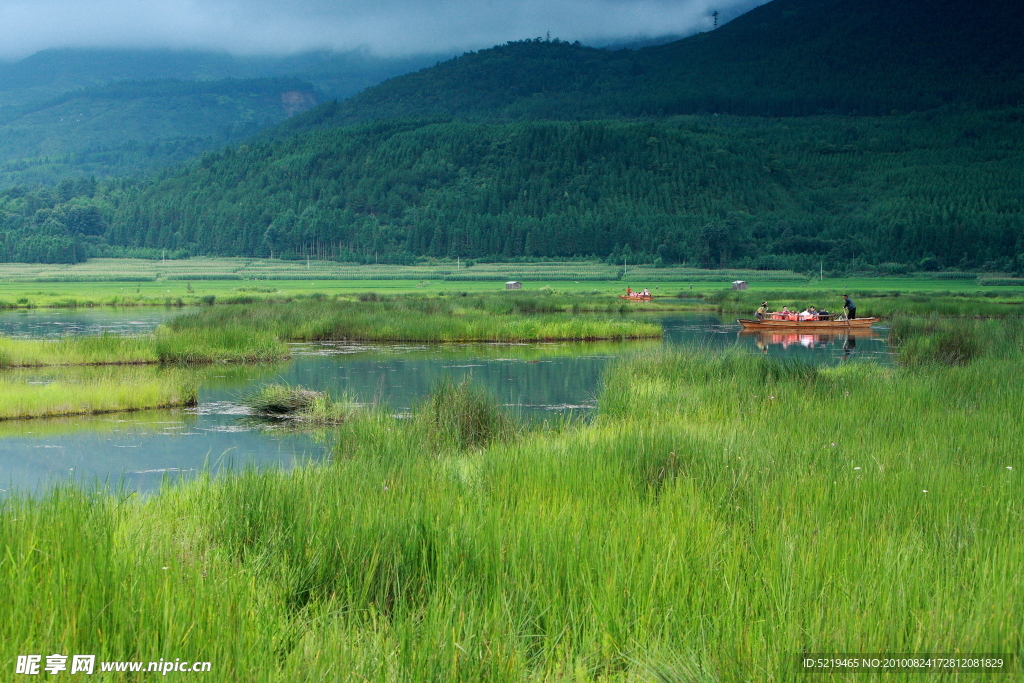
57 110 1018 271
277 0 1024 134
2 0 1023 268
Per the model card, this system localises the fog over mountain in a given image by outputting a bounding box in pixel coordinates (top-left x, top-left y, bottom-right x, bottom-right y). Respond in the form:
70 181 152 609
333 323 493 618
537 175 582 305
0 0 767 60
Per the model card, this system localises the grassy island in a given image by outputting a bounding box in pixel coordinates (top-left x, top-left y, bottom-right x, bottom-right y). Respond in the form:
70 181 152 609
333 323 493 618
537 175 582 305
0 367 197 420
0 326 288 367
166 296 664 342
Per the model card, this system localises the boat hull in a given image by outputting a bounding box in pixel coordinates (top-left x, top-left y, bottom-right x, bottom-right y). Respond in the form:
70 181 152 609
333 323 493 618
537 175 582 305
620 295 653 301
737 317 880 330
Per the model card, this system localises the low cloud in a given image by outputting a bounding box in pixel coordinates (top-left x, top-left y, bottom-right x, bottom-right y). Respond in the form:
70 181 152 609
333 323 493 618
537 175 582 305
0 0 768 60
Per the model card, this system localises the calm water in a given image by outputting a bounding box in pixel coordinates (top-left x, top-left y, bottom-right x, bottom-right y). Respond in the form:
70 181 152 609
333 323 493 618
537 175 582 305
0 308 889 494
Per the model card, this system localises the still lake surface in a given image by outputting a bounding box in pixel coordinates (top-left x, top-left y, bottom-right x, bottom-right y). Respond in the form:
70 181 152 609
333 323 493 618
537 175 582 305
0 308 890 494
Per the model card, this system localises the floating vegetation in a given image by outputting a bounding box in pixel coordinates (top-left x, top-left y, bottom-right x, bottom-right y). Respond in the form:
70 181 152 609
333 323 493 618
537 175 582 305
241 384 356 425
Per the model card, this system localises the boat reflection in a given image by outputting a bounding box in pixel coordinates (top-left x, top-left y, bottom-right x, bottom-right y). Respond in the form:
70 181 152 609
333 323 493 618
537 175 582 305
740 328 881 354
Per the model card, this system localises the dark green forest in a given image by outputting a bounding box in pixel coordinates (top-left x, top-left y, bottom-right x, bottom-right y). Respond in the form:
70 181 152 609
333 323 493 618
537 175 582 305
6 110 1021 270
1 0 1022 268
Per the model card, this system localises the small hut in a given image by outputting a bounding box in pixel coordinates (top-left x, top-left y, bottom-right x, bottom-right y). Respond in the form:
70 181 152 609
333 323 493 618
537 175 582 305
731 280 749 290
505 281 522 290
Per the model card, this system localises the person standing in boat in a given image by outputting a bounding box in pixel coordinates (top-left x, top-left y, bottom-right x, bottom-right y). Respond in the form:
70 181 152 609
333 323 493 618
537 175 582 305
843 294 857 320
755 301 769 321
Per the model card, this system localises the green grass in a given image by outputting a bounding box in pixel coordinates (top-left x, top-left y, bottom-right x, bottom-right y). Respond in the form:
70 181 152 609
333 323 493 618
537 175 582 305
0 367 197 420
167 297 664 342
2 320 1020 680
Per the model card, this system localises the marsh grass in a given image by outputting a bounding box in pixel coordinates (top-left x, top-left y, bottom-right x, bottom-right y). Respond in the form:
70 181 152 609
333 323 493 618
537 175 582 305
889 314 1024 366
153 325 288 364
0 334 156 367
167 297 662 342
0 367 197 419
2 330 1021 680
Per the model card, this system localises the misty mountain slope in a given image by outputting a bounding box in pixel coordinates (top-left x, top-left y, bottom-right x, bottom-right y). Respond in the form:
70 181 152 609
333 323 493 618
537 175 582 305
279 0 1024 133
0 78 319 187
0 48 455 107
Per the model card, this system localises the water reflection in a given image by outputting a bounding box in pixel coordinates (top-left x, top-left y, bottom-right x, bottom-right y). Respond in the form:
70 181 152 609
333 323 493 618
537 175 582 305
0 308 176 338
741 328 885 361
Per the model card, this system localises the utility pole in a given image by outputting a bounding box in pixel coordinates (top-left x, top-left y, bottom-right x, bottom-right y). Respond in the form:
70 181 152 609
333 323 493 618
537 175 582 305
712 10 719 28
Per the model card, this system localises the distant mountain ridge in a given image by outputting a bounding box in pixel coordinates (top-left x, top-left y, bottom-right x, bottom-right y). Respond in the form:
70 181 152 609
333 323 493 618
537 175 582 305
0 47 455 106
0 47 455 187
0 77 320 187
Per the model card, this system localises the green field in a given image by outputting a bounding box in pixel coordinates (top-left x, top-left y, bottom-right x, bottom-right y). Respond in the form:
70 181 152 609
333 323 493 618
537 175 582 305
0 258 1021 310
2 319 1020 680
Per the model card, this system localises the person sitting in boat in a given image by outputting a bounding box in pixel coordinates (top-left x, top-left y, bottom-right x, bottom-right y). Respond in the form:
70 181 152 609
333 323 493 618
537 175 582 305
755 302 769 321
773 306 791 320
818 308 830 320
642 288 650 297
808 306 819 320
798 307 814 321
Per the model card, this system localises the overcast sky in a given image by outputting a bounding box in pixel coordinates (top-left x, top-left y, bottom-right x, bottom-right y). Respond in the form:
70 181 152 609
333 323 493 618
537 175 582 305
0 0 768 60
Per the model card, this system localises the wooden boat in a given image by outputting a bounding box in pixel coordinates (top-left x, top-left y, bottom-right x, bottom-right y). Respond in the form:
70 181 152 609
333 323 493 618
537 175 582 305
620 294 653 301
737 316 880 330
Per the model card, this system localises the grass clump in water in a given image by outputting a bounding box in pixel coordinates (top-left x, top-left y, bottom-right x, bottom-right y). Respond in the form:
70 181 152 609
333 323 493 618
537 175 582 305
242 384 355 425
417 377 518 451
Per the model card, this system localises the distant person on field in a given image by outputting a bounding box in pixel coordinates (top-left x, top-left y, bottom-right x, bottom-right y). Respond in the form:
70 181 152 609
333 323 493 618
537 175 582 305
843 294 857 320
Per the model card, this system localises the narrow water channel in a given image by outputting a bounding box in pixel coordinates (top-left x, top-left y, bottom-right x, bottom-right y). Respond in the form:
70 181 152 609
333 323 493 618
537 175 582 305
0 308 890 494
